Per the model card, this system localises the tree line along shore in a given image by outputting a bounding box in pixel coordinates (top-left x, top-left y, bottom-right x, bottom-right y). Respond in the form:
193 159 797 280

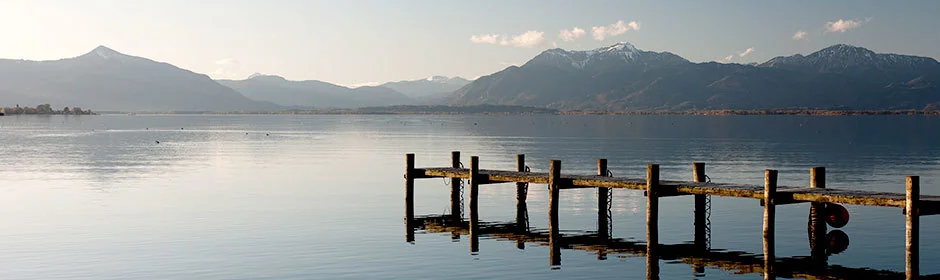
0 104 94 115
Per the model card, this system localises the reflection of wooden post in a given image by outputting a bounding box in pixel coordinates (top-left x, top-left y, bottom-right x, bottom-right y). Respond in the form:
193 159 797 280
516 201 527 250
469 156 480 253
764 170 778 280
450 151 461 220
809 167 827 264
405 154 415 243
646 164 660 280
906 176 920 280
549 160 561 266
693 162 706 252
598 159 609 240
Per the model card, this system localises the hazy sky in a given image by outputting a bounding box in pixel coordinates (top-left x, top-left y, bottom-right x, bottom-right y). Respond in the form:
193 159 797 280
2 0 939 86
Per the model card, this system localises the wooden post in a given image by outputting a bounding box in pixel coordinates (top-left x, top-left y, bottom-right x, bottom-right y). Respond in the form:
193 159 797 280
469 156 480 253
517 154 527 203
647 164 660 280
597 158 610 260
405 153 415 243
764 169 778 280
809 167 827 264
598 158 609 240
450 151 461 220
516 154 528 250
693 162 706 252
906 176 920 280
549 160 561 266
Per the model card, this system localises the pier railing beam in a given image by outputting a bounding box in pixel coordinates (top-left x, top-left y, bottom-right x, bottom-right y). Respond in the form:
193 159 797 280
764 169 778 280
405 153 415 243
693 162 707 252
469 156 480 254
809 167 828 265
906 176 920 280
450 151 461 220
549 159 562 266
647 164 660 280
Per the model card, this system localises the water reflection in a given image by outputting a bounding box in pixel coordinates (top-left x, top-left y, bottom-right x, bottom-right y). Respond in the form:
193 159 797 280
408 200 929 280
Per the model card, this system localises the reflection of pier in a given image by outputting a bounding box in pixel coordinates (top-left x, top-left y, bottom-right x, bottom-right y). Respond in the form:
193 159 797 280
404 152 940 279
413 214 935 280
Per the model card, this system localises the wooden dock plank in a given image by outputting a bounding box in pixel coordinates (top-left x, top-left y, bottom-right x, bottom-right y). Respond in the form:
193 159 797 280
416 167 940 212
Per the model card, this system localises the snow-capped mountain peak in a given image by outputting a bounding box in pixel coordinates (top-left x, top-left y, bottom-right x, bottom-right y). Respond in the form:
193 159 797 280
526 42 688 70
426 75 449 82
599 41 638 53
92 46 122 59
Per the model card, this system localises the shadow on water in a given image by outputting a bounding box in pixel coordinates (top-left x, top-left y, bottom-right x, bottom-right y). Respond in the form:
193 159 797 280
407 201 939 280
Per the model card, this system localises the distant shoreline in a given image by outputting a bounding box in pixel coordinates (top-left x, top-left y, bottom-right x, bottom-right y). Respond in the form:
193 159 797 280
561 109 940 116
87 107 940 116
0 104 95 116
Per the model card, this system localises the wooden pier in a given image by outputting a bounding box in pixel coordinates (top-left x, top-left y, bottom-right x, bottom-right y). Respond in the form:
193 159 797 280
404 152 939 279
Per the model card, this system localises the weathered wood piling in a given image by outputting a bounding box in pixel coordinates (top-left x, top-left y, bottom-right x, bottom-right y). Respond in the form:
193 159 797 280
693 162 707 252
809 167 827 264
469 156 480 253
450 151 461 220
548 159 561 266
907 176 919 280
405 153 415 242
763 169 777 280
516 154 527 250
647 164 660 280
597 159 609 241
404 152 937 278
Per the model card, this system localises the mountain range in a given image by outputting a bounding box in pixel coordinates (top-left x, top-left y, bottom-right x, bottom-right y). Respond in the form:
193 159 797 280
451 42 940 110
1 44 937 112
379 76 471 98
217 74 412 108
0 46 278 112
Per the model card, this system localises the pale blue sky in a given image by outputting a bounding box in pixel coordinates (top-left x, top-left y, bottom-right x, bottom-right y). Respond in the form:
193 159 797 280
1 0 938 86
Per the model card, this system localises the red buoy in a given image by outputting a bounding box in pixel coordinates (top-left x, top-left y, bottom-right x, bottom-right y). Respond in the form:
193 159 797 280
825 203 850 228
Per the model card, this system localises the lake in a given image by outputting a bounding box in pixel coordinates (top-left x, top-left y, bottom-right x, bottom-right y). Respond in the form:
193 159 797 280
0 114 938 279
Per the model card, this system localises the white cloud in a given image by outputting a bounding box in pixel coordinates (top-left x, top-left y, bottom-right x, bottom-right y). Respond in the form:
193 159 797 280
591 20 640 41
739 47 755 57
825 19 863 33
721 55 734 62
215 58 239 65
347 81 381 88
212 58 243 79
628 21 640 30
499 30 545 48
559 27 586 42
470 31 545 48
470 34 500 44
792 30 808 40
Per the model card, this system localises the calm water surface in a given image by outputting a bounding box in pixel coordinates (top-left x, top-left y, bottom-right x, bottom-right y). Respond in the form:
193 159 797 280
0 114 938 279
